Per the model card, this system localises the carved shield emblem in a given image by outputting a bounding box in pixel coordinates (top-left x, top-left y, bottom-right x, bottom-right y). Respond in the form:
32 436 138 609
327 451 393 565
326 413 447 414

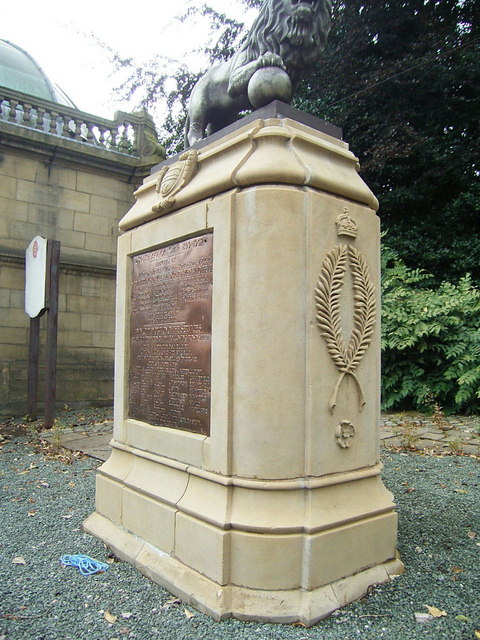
160 165 183 197
153 150 199 214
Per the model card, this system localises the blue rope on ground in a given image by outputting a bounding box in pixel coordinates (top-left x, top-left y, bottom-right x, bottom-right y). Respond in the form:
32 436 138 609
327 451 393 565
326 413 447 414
60 554 109 575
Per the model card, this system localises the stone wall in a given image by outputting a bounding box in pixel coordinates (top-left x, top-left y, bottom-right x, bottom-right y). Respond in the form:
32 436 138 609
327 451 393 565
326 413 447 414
0 112 161 417
0 259 115 416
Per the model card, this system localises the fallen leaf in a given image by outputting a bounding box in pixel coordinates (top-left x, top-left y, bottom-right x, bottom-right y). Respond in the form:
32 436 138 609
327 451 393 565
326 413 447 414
474 631 480 639
424 605 447 618
27 510 36 517
104 610 117 624
455 615 472 623
119 628 130 636
68 481 76 488
61 514 73 519
12 557 26 565
162 597 181 609
439 483 447 488
184 608 196 619
18 469 30 475
451 566 463 574
455 489 468 494
406 487 416 493
467 531 476 539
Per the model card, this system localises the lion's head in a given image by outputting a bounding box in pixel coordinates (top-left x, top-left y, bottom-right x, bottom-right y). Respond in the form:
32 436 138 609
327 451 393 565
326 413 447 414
244 0 332 75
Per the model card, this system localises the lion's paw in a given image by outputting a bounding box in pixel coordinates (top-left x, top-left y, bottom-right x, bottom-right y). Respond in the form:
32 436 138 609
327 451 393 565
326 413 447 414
258 52 285 70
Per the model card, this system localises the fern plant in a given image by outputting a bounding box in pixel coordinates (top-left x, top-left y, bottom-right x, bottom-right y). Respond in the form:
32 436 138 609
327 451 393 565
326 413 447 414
381 243 480 414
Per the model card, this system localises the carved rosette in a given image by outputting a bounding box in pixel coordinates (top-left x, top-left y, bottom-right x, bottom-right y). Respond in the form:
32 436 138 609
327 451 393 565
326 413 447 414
152 150 198 214
335 420 356 448
315 244 376 413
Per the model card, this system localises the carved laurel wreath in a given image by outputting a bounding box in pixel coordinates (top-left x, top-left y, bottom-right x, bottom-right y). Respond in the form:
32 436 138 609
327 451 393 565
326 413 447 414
315 244 376 414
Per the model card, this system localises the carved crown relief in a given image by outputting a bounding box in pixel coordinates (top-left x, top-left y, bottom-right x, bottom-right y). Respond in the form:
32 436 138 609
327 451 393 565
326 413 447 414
152 150 198 214
315 243 376 414
336 207 358 239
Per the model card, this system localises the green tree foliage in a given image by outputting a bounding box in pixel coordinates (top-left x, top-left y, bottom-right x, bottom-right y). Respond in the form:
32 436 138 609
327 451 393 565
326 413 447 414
381 243 480 413
295 0 480 283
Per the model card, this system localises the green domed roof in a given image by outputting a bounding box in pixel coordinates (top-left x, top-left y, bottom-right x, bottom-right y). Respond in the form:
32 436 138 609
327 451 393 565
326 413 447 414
0 39 76 107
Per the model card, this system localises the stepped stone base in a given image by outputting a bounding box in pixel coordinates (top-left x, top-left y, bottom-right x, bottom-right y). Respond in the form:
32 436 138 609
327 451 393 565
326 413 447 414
85 507 402 625
85 440 403 625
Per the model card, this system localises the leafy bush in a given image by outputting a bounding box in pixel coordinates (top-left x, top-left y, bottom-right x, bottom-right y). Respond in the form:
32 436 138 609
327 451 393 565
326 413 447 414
381 243 480 414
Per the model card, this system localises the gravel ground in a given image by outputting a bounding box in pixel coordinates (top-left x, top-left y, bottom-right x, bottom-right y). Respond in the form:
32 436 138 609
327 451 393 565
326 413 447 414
0 427 478 640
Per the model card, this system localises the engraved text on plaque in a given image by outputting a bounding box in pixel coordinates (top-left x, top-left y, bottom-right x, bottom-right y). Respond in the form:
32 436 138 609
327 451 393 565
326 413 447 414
129 234 213 435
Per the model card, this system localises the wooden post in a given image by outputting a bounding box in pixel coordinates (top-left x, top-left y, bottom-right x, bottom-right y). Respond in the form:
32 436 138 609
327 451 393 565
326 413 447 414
44 240 60 428
27 315 40 421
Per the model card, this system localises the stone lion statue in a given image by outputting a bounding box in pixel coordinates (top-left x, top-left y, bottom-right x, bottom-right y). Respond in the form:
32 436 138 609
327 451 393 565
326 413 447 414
185 0 332 147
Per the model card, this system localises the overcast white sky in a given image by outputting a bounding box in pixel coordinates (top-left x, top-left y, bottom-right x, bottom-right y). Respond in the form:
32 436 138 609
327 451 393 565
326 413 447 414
1 0 254 120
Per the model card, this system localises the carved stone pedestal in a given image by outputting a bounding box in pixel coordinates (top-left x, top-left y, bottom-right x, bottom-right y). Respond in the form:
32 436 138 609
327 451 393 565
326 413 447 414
84 106 404 625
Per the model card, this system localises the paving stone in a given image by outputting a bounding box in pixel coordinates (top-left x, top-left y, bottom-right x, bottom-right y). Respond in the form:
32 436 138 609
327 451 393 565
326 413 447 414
381 437 404 449
62 433 111 460
407 439 430 450
380 429 396 439
75 443 111 461
421 432 447 441
443 432 465 442
461 444 480 455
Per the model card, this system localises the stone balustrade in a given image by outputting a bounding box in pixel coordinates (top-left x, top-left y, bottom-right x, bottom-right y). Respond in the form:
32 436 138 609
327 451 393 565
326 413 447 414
0 86 162 159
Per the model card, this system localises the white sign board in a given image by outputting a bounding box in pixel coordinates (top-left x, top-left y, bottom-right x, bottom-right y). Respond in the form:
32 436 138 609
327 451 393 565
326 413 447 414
25 236 48 318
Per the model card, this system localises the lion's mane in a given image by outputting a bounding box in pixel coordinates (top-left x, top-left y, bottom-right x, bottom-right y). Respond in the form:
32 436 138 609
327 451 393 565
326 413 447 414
243 0 332 76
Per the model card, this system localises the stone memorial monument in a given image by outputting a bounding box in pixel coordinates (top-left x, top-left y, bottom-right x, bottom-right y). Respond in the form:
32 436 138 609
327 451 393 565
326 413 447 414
85 0 403 625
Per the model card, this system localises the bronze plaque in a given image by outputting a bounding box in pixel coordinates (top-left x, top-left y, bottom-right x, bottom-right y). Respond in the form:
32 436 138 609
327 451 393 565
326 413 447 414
128 234 213 435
